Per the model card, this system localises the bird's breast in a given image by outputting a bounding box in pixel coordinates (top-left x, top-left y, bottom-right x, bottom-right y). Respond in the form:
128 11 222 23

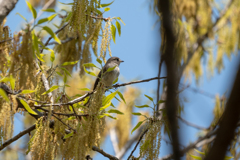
102 67 120 87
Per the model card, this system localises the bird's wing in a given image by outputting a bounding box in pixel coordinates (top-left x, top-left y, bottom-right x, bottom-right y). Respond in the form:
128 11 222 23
93 65 107 90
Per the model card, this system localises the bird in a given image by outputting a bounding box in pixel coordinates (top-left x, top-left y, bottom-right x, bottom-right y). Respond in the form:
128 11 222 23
93 56 124 90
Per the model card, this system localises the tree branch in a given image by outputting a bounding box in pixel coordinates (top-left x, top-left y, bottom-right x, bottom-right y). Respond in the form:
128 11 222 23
0 0 19 24
92 146 118 160
0 124 36 151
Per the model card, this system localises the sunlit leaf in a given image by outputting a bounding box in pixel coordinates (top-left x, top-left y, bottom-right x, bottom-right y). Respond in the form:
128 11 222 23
0 88 9 102
116 21 121 36
62 61 78 66
26 1 37 19
194 149 205 155
37 18 48 25
113 77 118 84
157 100 165 104
104 7 110 12
9 75 15 90
144 94 153 102
83 67 96 77
115 17 125 25
131 121 143 134
135 104 150 108
83 63 97 68
18 98 38 115
21 90 36 94
98 1 114 8
60 67 72 77
189 154 202 160
47 13 57 22
42 8 55 12
100 101 111 111
111 24 116 43
108 109 124 115
79 88 91 91
117 91 126 104
42 85 59 95
63 132 73 139
224 156 234 160
106 65 117 72
42 26 61 44
97 58 102 64
132 112 142 116
16 13 27 22
58 2 73 5
32 31 44 62
102 91 117 106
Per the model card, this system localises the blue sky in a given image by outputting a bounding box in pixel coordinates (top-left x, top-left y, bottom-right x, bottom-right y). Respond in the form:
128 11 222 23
4 0 240 159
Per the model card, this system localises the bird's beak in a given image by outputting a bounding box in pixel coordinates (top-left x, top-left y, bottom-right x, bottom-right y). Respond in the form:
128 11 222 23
120 60 124 63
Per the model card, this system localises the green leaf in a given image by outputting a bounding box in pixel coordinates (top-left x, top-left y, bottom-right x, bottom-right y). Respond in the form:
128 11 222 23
42 8 55 12
63 73 67 83
135 104 150 108
62 61 78 66
79 88 91 91
32 31 44 62
106 65 117 72
37 18 48 25
42 85 59 95
102 91 118 106
26 1 37 19
111 24 116 43
63 132 73 139
194 149 205 155
108 109 124 115
99 1 114 8
65 12 72 22
21 90 36 94
47 13 57 22
42 26 61 44
117 91 126 104
224 156 234 160
58 2 73 5
60 67 72 77
83 67 96 77
189 154 202 160
132 112 142 116
0 88 9 102
83 63 97 68
144 94 153 102
56 71 63 76
116 21 121 36
65 84 70 87
131 121 143 134
100 101 111 111
18 98 38 115
16 13 27 22
103 113 117 120
50 50 55 62
157 100 165 104
97 58 102 64
116 17 125 25
9 75 15 90
104 7 110 12
113 78 118 84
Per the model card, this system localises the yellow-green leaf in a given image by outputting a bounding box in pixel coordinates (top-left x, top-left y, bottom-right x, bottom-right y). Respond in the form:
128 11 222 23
106 65 117 72
224 156 234 160
97 58 102 64
116 21 121 36
83 67 96 77
132 112 142 116
62 61 78 66
108 109 124 115
144 94 153 102
79 88 91 91
16 13 27 22
19 98 38 115
9 75 15 90
135 105 150 108
60 67 72 77
21 90 36 94
42 26 61 44
42 85 59 95
102 91 117 106
100 101 111 111
113 77 118 84
111 24 116 43
194 149 205 155
32 31 44 62
116 17 125 25
0 88 9 102
63 132 73 139
189 154 202 160
131 121 143 134
103 113 117 120
104 7 110 12
47 13 57 22
98 1 114 8
26 1 37 19
117 91 126 104
83 63 97 68
42 8 55 12
157 100 165 104
37 18 48 25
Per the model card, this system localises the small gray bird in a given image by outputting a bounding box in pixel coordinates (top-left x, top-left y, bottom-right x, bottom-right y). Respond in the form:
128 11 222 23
93 57 124 90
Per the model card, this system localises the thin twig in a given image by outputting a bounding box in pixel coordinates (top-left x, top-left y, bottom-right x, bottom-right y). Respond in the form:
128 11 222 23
177 116 207 130
127 129 149 160
47 65 58 80
52 114 76 132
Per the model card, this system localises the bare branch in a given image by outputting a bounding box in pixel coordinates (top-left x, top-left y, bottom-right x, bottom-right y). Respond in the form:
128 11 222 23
92 146 119 160
110 128 120 154
0 124 36 151
127 129 148 160
177 116 207 130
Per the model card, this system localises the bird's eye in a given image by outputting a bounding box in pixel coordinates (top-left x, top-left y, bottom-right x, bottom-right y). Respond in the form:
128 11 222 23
117 59 119 61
